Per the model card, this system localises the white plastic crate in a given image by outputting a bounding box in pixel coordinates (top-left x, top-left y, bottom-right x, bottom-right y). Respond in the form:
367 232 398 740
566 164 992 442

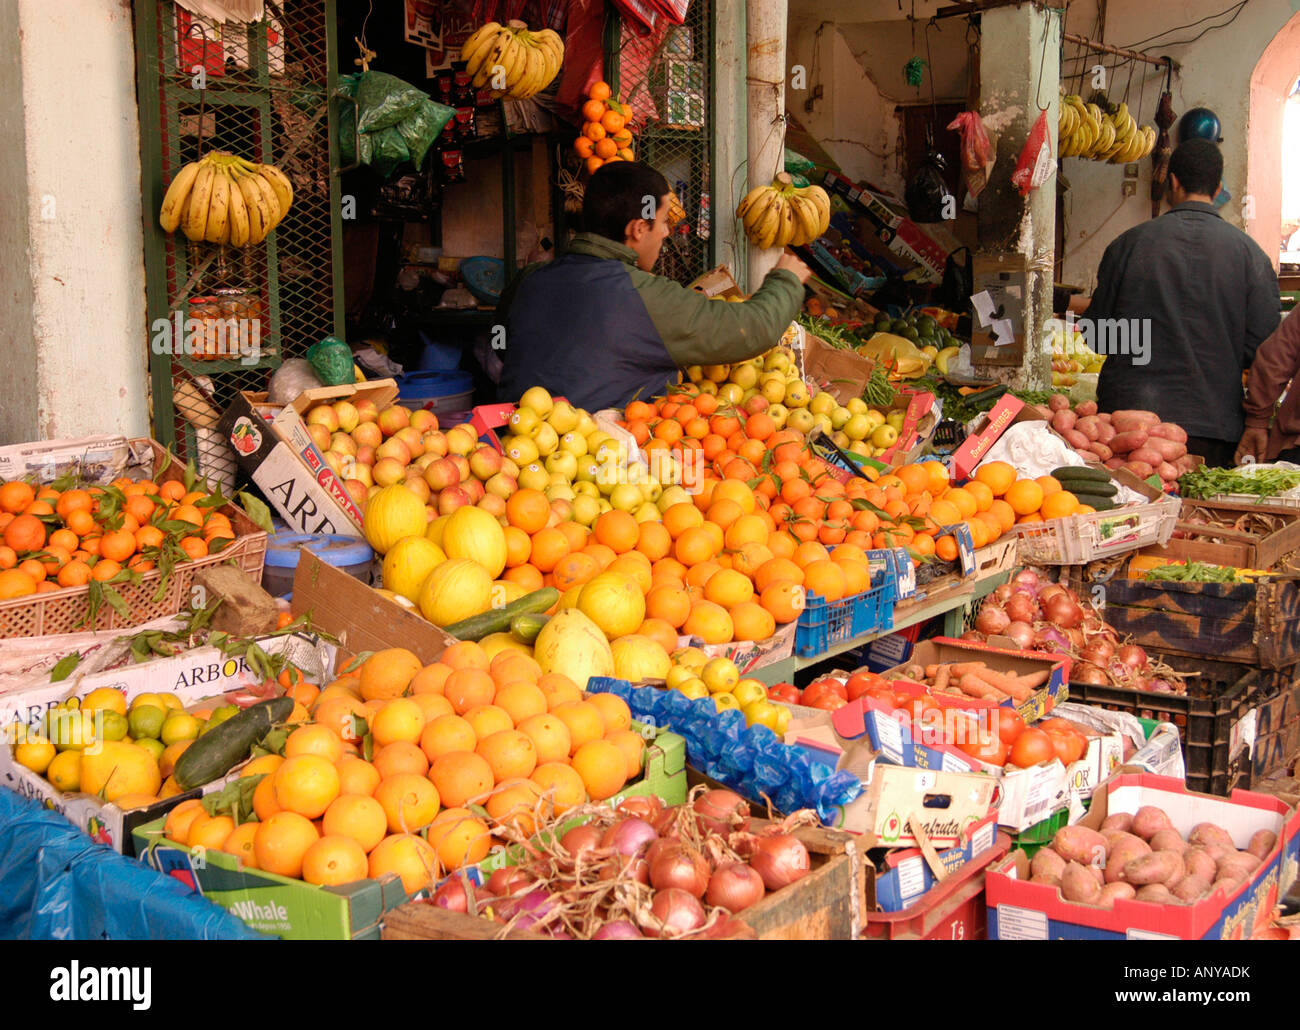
1008 494 1180 565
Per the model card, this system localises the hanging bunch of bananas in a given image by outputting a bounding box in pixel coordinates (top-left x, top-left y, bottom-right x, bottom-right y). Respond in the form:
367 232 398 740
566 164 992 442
736 172 831 250
1059 95 1156 163
462 19 564 100
159 152 292 247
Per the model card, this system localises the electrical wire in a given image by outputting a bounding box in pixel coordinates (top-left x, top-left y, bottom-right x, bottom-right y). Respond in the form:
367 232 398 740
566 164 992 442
1125 1 1248 52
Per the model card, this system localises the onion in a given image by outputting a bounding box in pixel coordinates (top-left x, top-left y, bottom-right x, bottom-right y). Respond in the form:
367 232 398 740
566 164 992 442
1003 620 1036 650
1037 584 1066 604
600 856 650 885
604 817 658 858
706 862 766 912
975 605 1010 636
1072 662 1109 685
693 789 751 837
1005 592 1039 625
750 835 811 891
1150 679 1174 694
484 866 533 898
1044 594 1083 629
560 823 604 859
1033 625 1070 651
1079 639 1115 667
496 889 555 931
593 919 645 939
1013 569 1040 590
960 630 986 642
617 795 663 822
653 805 684 839
431 878 469 912
648 888 706 938
649 843 710 897
992 583 1013 604
1118 644 1149 670
701 917 759 940
1065 627 1085 649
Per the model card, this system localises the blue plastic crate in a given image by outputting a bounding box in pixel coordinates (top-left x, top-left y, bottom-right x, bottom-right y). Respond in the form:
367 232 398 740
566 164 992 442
794 552 903 657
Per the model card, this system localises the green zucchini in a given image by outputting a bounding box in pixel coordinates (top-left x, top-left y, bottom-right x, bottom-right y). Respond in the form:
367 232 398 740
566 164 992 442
442 587 560 642
1051 465 1112 483
1070 492 1117 511
173 696 294 790
1060 478 1117 497
510 612 550 645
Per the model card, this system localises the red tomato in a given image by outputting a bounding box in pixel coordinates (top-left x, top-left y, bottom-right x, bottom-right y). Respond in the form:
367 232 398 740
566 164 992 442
1039 717 1076 736
813 677 848 701
864 685 898 710
810 694 848 712
845 672 882 701
891 690 915 709
1008 727 1056 769
1047 729 1086 765
803 679 847 708
766 683 801 705
994 708 1026 746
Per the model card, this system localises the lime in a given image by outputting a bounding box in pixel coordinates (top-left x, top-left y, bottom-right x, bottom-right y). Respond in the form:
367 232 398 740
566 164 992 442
135 737 165 763
201 705 239 734
160 712 201 747
99 712 129 742
128 704 166 741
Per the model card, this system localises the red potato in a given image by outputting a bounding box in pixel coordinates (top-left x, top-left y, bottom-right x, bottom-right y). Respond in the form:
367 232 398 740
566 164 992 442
1183 848 1217 882
1031 847 1067 881
1099 882 1137 907
1219 851 1261 876
1075 447 1099 461
1144 436 1187 461
1105 836 1153 883
1075 416 1102 441
1111 410 1161 429
1158 462 1180 481
1149 829 1188 854
1171 875 1212 902
1061 861 1104 904
1129 446 1165 468
1188 823 1235 850
1088 442 1114 461
1101 813 1133 833
1136 883 1176 904
1075 401 1098 417
1030 874 1062 887
1052 410 1078 433
1109 430 1149 453
1148 423 1188 444
1201 842 1232 863
1095 421 1117 444
1048 394 1071 412
1174 454 1198 473
1104 457 1125 470
1211 877 1244 896
1063 429 1090 449
1052 825 1109 865
1247 829 1278 860
1122 849 1184 885
1122 460 1155 479
1131 806 1173 841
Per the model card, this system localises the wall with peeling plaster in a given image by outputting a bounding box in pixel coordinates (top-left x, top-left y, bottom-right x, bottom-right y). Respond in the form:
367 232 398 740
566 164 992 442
0 0 149 445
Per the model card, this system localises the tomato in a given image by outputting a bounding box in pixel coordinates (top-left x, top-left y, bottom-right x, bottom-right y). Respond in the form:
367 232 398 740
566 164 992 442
811 677 848 701
766 683 801 705
810 694 848 712
892 690 915 709
1008 727 1056 769
901 696 940 724
845 672 882 701
994 708 1026 746
1040 717 1077 736
863 685 898 710
1047 729 1086 765
803 679 847 708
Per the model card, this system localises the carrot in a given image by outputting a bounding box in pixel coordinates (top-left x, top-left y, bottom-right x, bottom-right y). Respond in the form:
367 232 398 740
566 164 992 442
958 673 999 699
1014 670 1051 690
924 665 940 680
948 661 988 676
932 665 951 694
970 667 1032 702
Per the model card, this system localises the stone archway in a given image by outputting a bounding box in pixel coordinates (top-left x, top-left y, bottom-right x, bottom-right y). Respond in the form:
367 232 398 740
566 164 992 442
1246 11 1300 267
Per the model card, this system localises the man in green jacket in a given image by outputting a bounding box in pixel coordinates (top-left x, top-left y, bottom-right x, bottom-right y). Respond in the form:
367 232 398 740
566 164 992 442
500 162 809 412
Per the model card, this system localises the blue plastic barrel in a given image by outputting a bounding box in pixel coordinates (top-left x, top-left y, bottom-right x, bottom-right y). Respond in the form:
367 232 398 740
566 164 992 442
262 528 374 597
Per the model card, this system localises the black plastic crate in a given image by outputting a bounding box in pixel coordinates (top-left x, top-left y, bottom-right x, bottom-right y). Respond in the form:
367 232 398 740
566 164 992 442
1067 657 1262 797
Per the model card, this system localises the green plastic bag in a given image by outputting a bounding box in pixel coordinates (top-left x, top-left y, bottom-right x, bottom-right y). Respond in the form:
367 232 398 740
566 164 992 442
397 97 455 170
306 336 355 386
369 126 411 178
355 71 426 133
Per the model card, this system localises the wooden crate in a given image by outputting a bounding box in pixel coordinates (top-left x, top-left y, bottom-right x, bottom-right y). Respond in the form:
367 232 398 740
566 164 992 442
382 904 547 941
1163 499 1300 572
1099 577 1300 670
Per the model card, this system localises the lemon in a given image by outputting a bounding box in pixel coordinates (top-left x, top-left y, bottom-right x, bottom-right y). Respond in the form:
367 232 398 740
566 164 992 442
670 646 709 671
47 750 81 792
14 734 56 775
47 710 98 751
732 679 767 709
81 687 127 717
675 676 709 701
160 712 201 747
81 741 161 802
665 665 698 691
158 693 184 711
712 693 741 713
127 704 166 741
99 711 129 742
701 657 740 695
135 738 165 763
131 692 165 712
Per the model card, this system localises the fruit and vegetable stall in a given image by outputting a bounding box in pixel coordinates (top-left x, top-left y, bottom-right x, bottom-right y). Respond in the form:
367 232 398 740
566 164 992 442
3 345 1299 942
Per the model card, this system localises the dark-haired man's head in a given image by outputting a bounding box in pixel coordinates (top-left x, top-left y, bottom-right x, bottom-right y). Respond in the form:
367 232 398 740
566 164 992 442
582 162 671 271
1168 138 1223 205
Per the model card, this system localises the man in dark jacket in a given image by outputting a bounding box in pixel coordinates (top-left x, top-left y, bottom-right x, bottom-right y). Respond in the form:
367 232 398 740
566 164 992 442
500 162 809 412
1089 139 1278 468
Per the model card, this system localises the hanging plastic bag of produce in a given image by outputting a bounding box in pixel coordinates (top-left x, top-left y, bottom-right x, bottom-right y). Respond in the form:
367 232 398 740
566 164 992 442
306 336 356 387
904 150 953 223
355 71 427 133
1011 108 1053 197
396 97 455 171
267 358 324 404
857 332 929 378
369 126 412 179
946 111 995 199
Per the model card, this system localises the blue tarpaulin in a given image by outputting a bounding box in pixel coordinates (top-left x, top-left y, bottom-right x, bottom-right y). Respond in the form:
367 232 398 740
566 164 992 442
0 789 264 940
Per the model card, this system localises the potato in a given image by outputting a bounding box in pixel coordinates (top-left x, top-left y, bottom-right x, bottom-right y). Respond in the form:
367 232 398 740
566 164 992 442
1174 454 1198 473
1149 829 1187 854
1158 462 1180 482
1144 436 1187 462
1110 430 1149 454
1111 410 1161 430
1136 883 1176 904
1201 842 1232 863
1052 824 1109 865
1211 877 1244 896
1183 848 1217 882
1052 410 1078 433
1188 823 1234 850
1122 849 1184 885
1247 829 1277 860
1064 429 1091 449
1075 416 1102 441
1095 421 1117 444
1171 875 1211 902
1030 873 1062 888
1101 812 1133 833
1076 401 1098 417
1131 805 1173 840
1122 460 1155 479
1100 881 1137 906
1217 851 1261 879
1148 423 1188 444
1031 405 1054 420
1090 442 1114 461
1031 847 1067 881
1061 861 1104 904
1048 394 1071 412
1104 457 1125 470
1129 447 1165 468
1105 836 1153 883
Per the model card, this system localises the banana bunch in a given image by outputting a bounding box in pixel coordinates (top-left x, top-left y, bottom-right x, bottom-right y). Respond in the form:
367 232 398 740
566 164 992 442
736 173 831 250
159 152 292 247
462 19 564 100
1059 96 1156 163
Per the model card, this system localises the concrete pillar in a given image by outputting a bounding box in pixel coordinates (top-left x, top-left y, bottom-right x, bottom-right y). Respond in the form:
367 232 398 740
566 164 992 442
745 0 787 291
0 0 149 445
714 0 748 284
975 2 1060 391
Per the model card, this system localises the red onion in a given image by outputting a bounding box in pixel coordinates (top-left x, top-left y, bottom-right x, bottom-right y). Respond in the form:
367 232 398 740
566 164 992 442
653 805 684 839
693 789 751 837
750 835 811 891
649 843 710 897
1072 662 1108 685
974 605 1010 636
647 888 706 938
1003 620 1036 650
484 866 534 897
1033 625 1070 650
604 817 658 858
560 823 603 859
1117 644 1149 670
600 856 650 885
1044 594 1083 629
960 630 986 642
701 917 759 940
1005 592 1039 625
706 862 766 912
496 889 555 931
617 795 663 822
1150 679 1174 694
1038 584 1066 604
593 919 645 939
1013 569 1040 590
1079 639 1115 667
431 878 470 912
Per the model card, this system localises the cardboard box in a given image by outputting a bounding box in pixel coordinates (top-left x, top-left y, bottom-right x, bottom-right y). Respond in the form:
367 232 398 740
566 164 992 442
0 630 334 854
821 171 948 282
291 552 457 666
986 772 1300 940
856 622 925 674
950 394 1035 480
219 381 400 536
801 332 877 405
679 620 798 675
870 812 1000 912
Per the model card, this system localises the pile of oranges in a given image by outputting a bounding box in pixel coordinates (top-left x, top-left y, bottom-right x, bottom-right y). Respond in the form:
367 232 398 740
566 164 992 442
572 80 635 175
0 477 237 601
163 644 646 896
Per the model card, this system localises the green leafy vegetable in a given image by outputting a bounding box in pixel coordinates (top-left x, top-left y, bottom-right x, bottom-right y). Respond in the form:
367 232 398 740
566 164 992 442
1177 465 1300 501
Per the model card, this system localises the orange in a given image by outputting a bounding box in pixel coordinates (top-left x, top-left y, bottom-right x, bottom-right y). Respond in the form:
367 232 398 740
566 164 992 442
836 557 870 595
607 553 652 594
974 461 1016 496
374 773 440 833
574 135 594 159
493 681 548 724
792 540 830 569
963 480 994 512
600 108 625 134
703 568 754 608
125 494 156 525
935 535 959 562
552 551 599 592
760 581 806 624
685 559 721 589
988 499 1017 533
517 712 572 764
755 557 803 592
646 583 691 628
570 739 628 801
368 833 437 894
477 729 538 781
463 703 513 741
637 617 680 654
489 651 542 686
273 754 341 819
1040 490 1080 520
48 528 78 553
589 80 611 101
220 822 259 868
682 600 734 643
186 812 235 852
551 700 605 754
675 525 718 566
314 696 365 744
585 155 605 174
705 498 743 533
0 481 35 515
425 808 491 873
581 97 607 122
529 762 587 816
253 811 320 878
588 692 632 734
636 521 672 561
537 672 582 710
0 568 38 599
285 723 345 764
594 137 618 160
163 798 205 845
485 779 543 836
1035 475 1063 497
503 564 545 592
1017 512 1045 524
358 647 423 701
928 499 962 528
503 525 532 567
372 740 429 780
56 560 92 588
895 464 930 496
725 514 769 551
0 545 15 570
3 514 45 553
370 698 427 748
529 527 570 572
336 755 382 796
803 559 848 602
1004 480 1045 517
134 524 165 550
582 542 618 569
443 668 496 714
410 662 452 695
731 542 774 579
662 502 704 538
302 835 369 886
943 487 978 519
440 640 490 672
429 750 494 807
730 600 776 641
506 489 550 533
921 460 950 494
606 729 647 780
558 520 589 552
419 714 477 764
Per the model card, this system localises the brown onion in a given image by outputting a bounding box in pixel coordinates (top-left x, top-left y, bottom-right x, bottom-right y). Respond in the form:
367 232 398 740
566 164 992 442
960 630 986 642
617 794 664 822
1005 592 1039 625
1043 594 1083 629
1118 644 1148 670
1038 584 1066 603
484 866 533 897
600 856 650 885
653 805 684 838
1079 639 1116 667
706 862 766 912
750 835 811 890
992 583 1013 604
693 789 751 836
975 605 1010 636
647 888 706 937
1003 620 1036 650
649 843 710 897
560 823 603 858
1072 662 1109 685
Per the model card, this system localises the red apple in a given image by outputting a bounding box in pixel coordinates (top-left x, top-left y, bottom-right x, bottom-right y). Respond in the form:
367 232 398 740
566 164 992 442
445 425 478 456
352 421 382 449
394 426 425 459
351 463 373 488
477 493 506 517
743 395 769 416
402 475 431 503
409 409 439 433
462 478 485 504
330 433 357 457
355 444 376 466
354 398 379 424
469 445 503 481
333 400 359 434
377 404 411 437
500 456 520 478
424 457 460 491
375 437 412 466
549 498 573 523
373 457 406 486
438 486 471 516
449 454 471 482
422 431 448 458
485 472 517 499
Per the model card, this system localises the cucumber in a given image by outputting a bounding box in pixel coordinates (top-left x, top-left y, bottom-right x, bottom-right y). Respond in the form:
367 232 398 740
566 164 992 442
173 696 294 790
1061 479 1117 498
1051 465 1112 483
510 612 550 645
442 587 560 642
1071 492 1117 511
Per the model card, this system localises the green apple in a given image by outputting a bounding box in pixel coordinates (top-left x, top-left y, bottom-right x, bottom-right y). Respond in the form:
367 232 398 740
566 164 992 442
788 408 816 434
518 386 553 417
